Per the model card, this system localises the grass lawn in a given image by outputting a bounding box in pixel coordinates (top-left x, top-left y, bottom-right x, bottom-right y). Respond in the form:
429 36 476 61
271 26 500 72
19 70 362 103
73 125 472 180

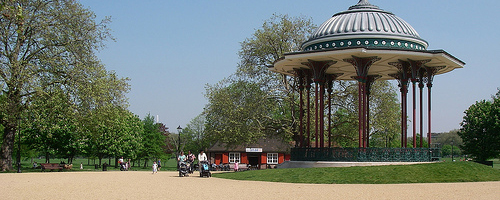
212 161 500 184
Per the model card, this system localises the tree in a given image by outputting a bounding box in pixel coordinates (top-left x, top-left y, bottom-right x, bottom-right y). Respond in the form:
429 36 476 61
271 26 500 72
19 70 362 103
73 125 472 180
182 113 210 153
205 80 276 147
23 87 81 163
458 89 500 161
367 81 401 147
138 113 167 167
434 130 462 148
0 0 114 171
205 14 315 146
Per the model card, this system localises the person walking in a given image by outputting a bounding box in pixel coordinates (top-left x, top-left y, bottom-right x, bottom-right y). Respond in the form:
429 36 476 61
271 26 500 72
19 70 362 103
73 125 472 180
152 161 158 174
157 159 162 171
197 150 207 172
187 151 195 173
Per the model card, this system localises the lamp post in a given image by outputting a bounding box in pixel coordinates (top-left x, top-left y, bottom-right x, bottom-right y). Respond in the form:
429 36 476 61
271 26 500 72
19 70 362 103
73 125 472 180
176 126 182 169
177 125 182 154
451 139 454 162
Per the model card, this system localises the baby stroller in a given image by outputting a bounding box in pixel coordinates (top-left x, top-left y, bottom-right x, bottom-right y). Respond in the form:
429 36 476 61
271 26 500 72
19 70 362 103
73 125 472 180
199 161 211 177
179 162 189 177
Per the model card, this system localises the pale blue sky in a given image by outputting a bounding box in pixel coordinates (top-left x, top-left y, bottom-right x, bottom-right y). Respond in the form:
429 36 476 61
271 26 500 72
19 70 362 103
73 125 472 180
81 0 500 133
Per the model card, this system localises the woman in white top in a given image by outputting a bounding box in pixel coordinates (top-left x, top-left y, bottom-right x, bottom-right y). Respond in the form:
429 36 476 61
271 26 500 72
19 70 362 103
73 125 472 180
198 150 207 172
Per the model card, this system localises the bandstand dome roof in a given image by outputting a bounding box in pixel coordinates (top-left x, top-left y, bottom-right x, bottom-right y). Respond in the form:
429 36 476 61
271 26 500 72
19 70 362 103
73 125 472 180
271 0 465 81
302 0 428 52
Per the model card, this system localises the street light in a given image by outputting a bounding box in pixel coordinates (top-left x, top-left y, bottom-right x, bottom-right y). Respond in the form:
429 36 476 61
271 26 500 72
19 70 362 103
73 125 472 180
176 125 182 170
177 125 182 153
451 138 454 162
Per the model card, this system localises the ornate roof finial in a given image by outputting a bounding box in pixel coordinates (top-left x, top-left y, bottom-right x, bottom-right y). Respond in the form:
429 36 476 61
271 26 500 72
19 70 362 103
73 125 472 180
349 0 380 10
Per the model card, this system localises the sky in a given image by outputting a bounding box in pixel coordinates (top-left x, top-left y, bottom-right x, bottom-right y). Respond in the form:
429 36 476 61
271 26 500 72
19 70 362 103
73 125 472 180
81 0 500 133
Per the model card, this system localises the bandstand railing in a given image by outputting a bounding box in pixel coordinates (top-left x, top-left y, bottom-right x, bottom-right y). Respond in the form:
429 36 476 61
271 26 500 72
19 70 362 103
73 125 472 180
291 147 441 162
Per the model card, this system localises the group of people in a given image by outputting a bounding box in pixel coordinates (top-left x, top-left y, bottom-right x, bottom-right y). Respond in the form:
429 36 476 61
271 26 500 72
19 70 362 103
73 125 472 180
151 150 207 174
118 157 132 171
152 159 161 174
177 150 207 172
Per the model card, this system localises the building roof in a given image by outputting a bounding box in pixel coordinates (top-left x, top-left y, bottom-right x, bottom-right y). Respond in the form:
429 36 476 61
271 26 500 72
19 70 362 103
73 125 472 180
270 47 464 81
303 0 428 52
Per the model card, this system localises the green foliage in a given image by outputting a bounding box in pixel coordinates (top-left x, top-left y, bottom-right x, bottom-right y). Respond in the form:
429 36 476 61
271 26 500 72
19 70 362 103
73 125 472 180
213 162 500 184
137 113 167 164
181 113 210 153
0 0 119 171
434 130 462 147
458 89 500 161
205 80 276 147
237 14 316 82
441 144 462 157
367 81 401 147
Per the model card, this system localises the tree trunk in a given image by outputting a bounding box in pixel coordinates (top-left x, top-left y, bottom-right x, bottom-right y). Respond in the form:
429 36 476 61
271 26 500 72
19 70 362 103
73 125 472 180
45 152 50 163
0 124 15 171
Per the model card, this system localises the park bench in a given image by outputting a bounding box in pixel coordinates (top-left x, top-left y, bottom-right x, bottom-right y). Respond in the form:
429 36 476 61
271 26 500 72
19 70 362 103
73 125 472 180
40 163 63 172
238 163 248 171
229 163 249 171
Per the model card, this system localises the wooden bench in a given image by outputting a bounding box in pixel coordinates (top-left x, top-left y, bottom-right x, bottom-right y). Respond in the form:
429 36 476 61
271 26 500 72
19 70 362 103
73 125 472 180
40 163 63 172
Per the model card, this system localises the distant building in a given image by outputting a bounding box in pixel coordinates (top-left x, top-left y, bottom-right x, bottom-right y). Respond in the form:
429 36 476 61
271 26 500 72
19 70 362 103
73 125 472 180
207 137 292 169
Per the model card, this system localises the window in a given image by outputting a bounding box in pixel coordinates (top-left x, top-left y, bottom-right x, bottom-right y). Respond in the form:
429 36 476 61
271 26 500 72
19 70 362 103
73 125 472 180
229 152 240 163
267 153 278 164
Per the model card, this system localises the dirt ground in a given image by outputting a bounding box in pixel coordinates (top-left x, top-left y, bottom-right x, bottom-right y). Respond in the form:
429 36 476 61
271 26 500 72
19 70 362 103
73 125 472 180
1 170 499 200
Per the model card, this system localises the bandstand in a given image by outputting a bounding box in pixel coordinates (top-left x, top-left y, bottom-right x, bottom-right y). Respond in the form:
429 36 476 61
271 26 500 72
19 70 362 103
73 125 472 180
270 0 465 162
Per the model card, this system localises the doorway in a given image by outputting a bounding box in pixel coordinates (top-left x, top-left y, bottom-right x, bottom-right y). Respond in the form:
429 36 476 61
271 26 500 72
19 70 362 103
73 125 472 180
247 155 259 169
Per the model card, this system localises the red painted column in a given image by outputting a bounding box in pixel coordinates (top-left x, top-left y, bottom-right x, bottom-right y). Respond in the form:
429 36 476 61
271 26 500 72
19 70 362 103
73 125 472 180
306 79 311 147
343 56 380 148
427 84 432 147
419 81 424 148
328 88 332 148
389 60 411 148
319 82 325 148
402 84 408 148
412 81 417 148
408 59 429 148
363 82 369 148
358 81 363 148
326 75 336 148
314 82 319 148
423 66 444 148
365 75 380 148
301 60 336 148
418 66 426 148
299 80 304 147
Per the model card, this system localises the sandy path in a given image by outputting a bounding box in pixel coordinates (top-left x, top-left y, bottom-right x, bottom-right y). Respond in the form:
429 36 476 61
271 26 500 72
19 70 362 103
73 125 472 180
1 171 498 200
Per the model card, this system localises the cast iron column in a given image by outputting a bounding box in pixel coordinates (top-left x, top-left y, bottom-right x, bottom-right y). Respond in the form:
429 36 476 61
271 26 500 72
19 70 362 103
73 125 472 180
423 66 444 147
389 60 411 148
301 60 336 148
408 59 430 148
365 75 381 147
344 56 380 148
306 74 312 147
418 67 426 148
